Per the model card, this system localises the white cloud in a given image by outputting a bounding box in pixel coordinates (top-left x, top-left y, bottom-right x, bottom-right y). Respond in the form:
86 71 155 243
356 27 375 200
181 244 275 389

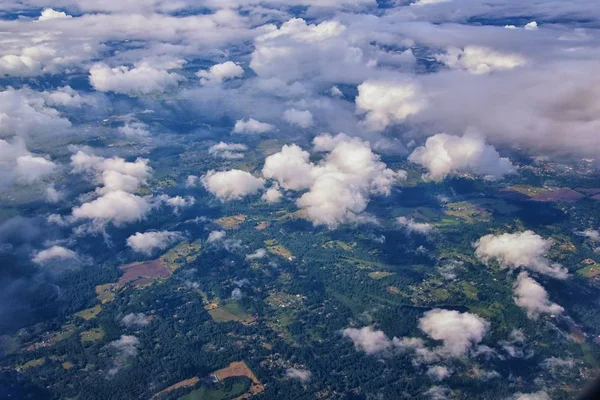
110 335 139 357
426 365 451 381
513 392 550 400
474 231 569 279
118 122 150 137
33 246 78 264
246 248 267 260
207 230 226 244
208 142 248 159
201 169 265 201
232 118 275 134
412 0 451 5
197 61 244 84
14 155 57 184
423 386 452 400
262 145 314 190
524 21 539 31
45 185 64 203
408 133 515 181
185 175 199 187
286 368 312 382
342 326 394 355
436 46 526 74
263 134 405 228
38 8 72 22
89 62 183 96
121 313 150 328
262 183 283 204
162 195 195 212
72 190 152 226
283 108 314 128
126 231 182 255
418 309 489 358
356 80 424 132
513 272 564 319
396 217 433 234
580 229 600 242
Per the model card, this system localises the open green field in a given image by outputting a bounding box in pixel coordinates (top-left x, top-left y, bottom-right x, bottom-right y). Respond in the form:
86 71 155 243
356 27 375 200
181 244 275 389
208 301 253 324
180 380 248 400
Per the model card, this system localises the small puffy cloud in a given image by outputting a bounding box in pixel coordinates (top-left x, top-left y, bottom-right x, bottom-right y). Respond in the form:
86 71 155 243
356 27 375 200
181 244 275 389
426 366 451 381
233 118 275 134
330 86 343 97
513 392 550 400
580 229 600 242
474 231 568 279
185 175 199 187
408 133 515 181
110 335 139 357
356 80 424 132
33 246 77 264
201 169 265 201
418 309 489 358
126 231 182 255
283 108 314 128
197 61 244 84
38 8 72 22
513 272 564 319
342 326 393 355
246 248 267 260
423 386 452 400
162 195 195 212
208 142 247 159
72 190 152 226
286 368 312 382
118 122 150 137
231 287 243 300
262 183 283 204
45 185 64 203
524 21 539 31
89 62 183 96
121 313 150 328
436 47 526 74
14 155 57 184
207 230 226 244
397 217 433 234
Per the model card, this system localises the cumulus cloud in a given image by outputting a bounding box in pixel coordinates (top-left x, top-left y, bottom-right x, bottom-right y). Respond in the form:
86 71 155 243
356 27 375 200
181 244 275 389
232 118 275 134
126 231 182 255
283 108 314 128
32 246 78 264
579 229 600 242
423 386 452 400
38 8 72 22
197 61 244 84
121 313 150 328
208 142 248 159
524 21 539 31
108 335 140 375
356 80 424 132
161 195 195 212
201 169 265 201
396 217 433 234
513 272 564 319
262 183 283 204
207 230 226 244
418 309 489 358
246 248 267 260
342 326 394 355
408 133 515 181
436 46 526 74
513 392 550 400
72 190 152 226
14 155 57 184
45 185 64 203
0 138 58 187
89 62 183 96
118 122 150 137
286 368 312 382
263 134 405 228
474 231 568 279
426 365 451 381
